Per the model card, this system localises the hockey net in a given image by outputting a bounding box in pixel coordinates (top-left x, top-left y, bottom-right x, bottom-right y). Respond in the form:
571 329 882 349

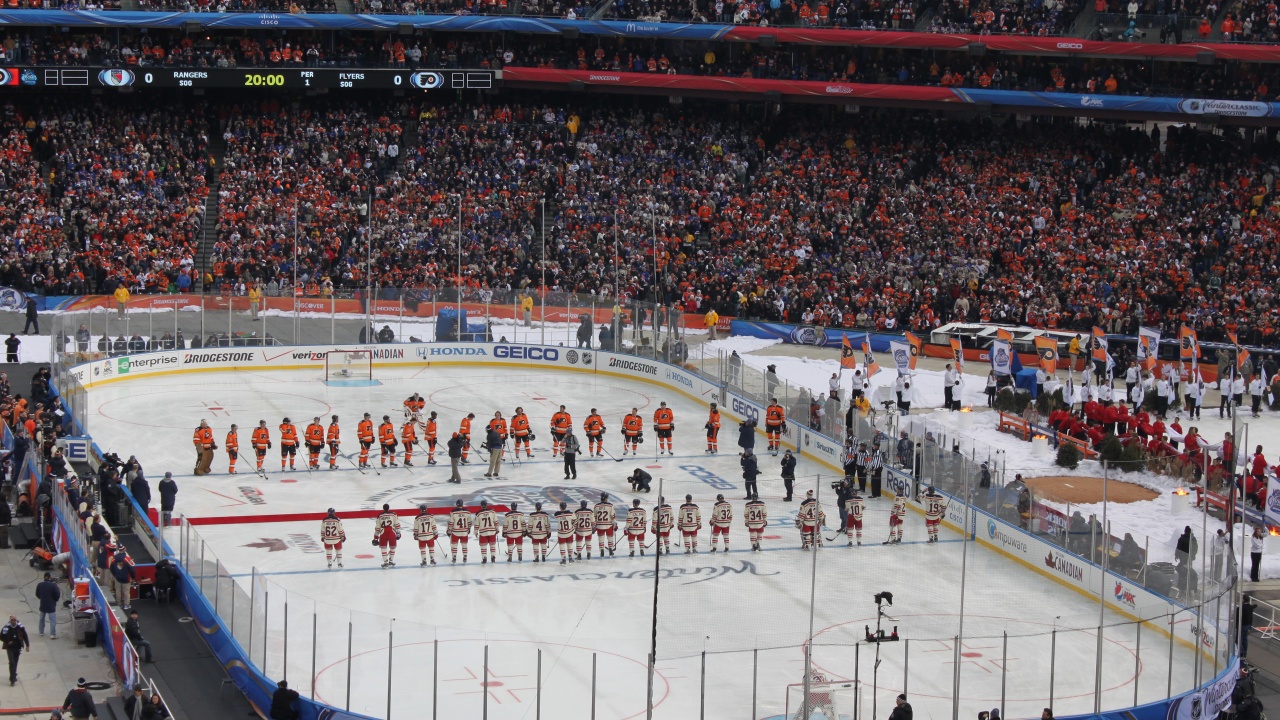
785 680 861 720
325 350 373 381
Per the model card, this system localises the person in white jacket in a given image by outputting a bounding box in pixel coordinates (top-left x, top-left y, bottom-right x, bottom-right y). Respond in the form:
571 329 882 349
1249 374 1266 417
1186 371 1203 420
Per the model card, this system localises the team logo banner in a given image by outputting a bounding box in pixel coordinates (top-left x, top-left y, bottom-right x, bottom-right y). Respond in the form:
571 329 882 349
991 340 1013 376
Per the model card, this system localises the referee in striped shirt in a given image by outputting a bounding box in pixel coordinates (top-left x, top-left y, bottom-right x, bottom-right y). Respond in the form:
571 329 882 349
864 445 884 498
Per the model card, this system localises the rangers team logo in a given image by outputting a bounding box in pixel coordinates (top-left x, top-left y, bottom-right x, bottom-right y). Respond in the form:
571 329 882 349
566 350 579 365
99 69 136 87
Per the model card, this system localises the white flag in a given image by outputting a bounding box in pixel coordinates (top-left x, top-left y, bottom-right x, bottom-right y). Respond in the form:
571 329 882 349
991 339 1013 376
889 341 912 376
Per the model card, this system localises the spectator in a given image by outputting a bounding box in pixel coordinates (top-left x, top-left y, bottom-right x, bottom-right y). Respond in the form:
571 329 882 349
1 614 30 685
124 609 154 663
61 678 97 719
158 472 178 527
35 573 60 639
22 301 37 335
270 680 301 720
1251 525 1265 582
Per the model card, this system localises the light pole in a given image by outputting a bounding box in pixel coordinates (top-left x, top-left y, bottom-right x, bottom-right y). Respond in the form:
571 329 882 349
540 197 547 347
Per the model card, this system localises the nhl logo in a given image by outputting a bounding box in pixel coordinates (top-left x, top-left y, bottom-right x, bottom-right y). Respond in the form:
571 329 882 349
581 352 592 366
566 350 579 365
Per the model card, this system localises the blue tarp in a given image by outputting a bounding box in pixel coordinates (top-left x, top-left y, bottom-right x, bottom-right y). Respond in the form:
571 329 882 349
730 320 904 352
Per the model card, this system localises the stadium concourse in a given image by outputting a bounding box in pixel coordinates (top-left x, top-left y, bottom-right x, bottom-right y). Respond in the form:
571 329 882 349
73 350 1207 720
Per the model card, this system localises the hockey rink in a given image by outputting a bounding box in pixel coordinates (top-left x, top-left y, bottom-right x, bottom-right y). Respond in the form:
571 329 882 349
83 364 1204 720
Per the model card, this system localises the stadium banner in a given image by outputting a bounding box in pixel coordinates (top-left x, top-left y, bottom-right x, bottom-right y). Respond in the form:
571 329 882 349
729 320 903 351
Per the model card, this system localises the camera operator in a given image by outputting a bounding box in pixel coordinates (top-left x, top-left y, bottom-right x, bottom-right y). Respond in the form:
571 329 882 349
835 479 853 528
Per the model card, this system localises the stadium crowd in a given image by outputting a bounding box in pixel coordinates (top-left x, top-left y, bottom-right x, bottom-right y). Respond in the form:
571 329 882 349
0 99 210 297
0 95 1279 347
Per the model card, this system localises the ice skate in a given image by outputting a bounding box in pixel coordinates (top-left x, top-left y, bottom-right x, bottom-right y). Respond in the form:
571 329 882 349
421 559 428 567
428 459 437 465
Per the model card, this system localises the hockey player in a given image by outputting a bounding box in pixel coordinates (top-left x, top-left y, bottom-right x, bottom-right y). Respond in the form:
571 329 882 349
413 505 438 566
705 402 721 454
423 411 439 465
885 491 908 544
678 494 702 554
320 508 346 569
458 413 474 464
584 409 606 457
528 502 552 563
326 415 341 470
745 496 767 551
378 416 398 468
401 419 418 467
574 500 595 559
652 497 674 555
474 500 500 564
448 500 473 564
251 420 271 472
844 488 866 546
226 424 240 474
710 494 732 552
554 502 577 564
503 502 528 562
593 493 617 557
550 406 572 457
372 503 401 568
305 417 325 470
279 417 299 471
622 408 643 456
653 402 675 455
404 393 425 417
510 407 534 458
765 400 786 455
797 490 826 549
923 486 947 543
357 413 374 469
625 499 648 556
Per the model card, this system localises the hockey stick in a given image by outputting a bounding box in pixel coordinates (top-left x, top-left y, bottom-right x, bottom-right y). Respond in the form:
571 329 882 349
339 449 367 475
601 445 625 463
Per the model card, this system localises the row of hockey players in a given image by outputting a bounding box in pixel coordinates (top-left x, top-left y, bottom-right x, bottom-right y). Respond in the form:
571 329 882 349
317 487 950 569
192 395 797 475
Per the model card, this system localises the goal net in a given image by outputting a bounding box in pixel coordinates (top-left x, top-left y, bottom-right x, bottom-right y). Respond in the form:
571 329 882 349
785 680 862 720
325 350 373 381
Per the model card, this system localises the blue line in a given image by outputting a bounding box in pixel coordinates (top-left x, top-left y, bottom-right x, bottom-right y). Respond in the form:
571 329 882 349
229 538 963 578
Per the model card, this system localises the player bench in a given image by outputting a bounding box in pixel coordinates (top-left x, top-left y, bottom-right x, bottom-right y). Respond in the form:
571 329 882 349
997 412 1030 441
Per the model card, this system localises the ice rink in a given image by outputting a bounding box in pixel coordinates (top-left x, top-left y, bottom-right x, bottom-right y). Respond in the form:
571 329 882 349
83 364 1203 720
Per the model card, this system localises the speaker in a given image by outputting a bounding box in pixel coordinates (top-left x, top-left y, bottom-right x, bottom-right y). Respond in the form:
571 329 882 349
967 42 987 56
759 34 776 47
1196 51 1216 64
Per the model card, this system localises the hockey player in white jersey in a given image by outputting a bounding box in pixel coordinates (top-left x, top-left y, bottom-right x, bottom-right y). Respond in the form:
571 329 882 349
320 508 346 569
593 493 617 557
923 486 947 543
885 491 908 544
528 502 551 563
844 489 866 546
474 500 500 564
797 490 826 549
448 500 474 564
503 502 528 562
413 505 438 566
678 494 702 554
625 499 648 557
372 504 401 568
710 494 732 552
574 500 595 560
554 502 577 565
744 497 767 551
652 497 674 556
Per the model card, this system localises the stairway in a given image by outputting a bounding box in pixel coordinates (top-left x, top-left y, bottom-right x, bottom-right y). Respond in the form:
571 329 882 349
393 117 419 176
194 122 227 293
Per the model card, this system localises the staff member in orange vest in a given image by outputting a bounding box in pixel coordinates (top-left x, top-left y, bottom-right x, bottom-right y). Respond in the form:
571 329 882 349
357 413 375 469
192 419 215 476
305 417 325 470
279 417 299 471
653 402 675 455
225 424 240 474
251 420 271 472
379 415 398 468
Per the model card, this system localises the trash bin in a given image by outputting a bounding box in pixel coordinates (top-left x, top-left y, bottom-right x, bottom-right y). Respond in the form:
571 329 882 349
74 609 98 647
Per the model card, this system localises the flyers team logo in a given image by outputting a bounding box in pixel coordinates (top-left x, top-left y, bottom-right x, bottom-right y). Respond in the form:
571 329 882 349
841 344 856 363
863 352 874 366
953 348 963 363
99 69 136 87
1038 346 1057 362
410 71 444 90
